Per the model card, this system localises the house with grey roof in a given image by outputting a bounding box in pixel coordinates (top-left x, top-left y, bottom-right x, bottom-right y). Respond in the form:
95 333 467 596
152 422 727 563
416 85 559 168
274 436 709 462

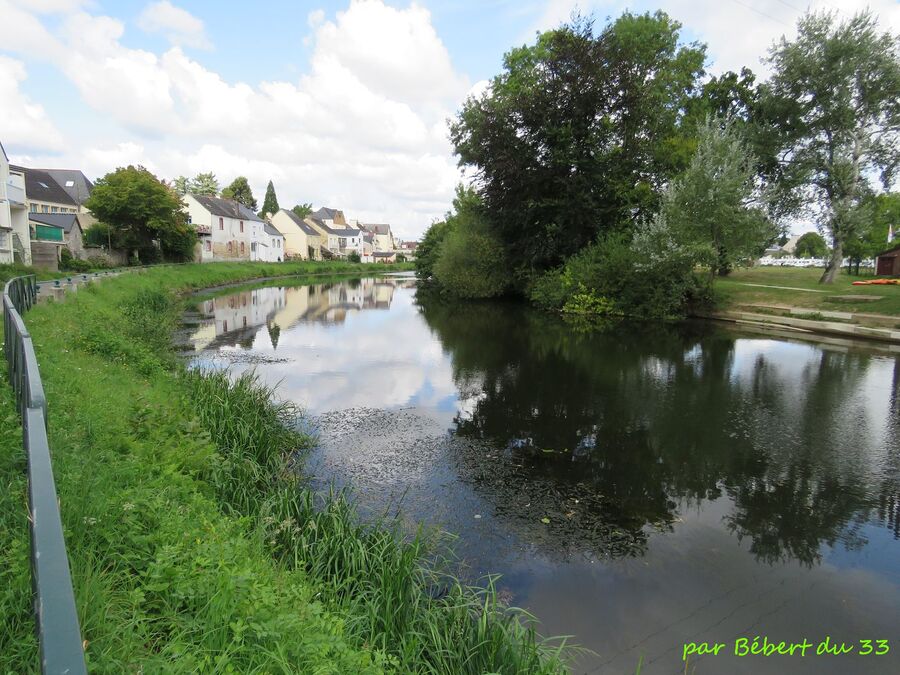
38 169 93 207
184 193 264 262
360 223 395 252
269 209 323 260
306 217 363 259
10 165 82 216
261 223 285 262
311 206 347 226
28 211 86 258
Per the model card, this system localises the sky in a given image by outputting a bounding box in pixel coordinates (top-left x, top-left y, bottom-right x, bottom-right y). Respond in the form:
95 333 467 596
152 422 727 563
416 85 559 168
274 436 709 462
1 0 898 240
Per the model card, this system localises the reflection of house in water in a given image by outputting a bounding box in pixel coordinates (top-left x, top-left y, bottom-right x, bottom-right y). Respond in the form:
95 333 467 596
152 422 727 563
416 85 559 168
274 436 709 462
189 286 286 350
269 279 400 330
189 278 409 352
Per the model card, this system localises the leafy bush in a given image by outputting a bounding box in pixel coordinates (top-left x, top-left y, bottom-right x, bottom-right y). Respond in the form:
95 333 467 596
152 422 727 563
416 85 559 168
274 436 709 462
531 233 706 319
433 224 509 299
428 185 511 299
562 285 618 315
60 248 92 272
83 223 110 247
347 251 361 264
415 219 452 280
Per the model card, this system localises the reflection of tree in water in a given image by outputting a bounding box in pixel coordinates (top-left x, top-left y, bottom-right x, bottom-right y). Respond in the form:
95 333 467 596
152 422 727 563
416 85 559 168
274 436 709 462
417 291 900 566
267 322 281 350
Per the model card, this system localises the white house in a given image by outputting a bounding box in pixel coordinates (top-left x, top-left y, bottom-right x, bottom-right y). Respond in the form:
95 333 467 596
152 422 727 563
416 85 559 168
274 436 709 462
184 193 261 262
361 223 395 252
0 141 31 265
255 223 285 262
308 218 364 258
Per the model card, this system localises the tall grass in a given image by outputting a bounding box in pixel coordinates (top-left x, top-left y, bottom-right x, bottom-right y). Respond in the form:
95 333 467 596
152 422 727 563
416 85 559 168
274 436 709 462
0 262 567 673
187 369 568 673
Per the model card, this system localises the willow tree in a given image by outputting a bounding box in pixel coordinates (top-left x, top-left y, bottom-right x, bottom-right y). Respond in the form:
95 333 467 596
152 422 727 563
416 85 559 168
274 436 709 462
764 10 900 283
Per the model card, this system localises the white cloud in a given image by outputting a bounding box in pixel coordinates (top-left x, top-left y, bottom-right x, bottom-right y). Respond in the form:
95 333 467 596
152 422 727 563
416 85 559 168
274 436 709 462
13 0 897 239
137 0 212 50
527 0 900 75
7 0 89 13
0 0 468 239
83 141 155 176
0 56 64 151
307 8 326 28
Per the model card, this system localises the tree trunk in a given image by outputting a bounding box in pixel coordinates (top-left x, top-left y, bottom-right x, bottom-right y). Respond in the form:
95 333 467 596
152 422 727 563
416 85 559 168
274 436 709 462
819 239 843 284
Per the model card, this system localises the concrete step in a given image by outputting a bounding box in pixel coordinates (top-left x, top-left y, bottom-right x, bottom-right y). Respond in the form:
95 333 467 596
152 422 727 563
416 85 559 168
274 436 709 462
703 310 900 345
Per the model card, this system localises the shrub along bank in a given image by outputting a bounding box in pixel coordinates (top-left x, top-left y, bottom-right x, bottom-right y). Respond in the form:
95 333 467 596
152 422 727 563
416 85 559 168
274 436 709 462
0 262 565 673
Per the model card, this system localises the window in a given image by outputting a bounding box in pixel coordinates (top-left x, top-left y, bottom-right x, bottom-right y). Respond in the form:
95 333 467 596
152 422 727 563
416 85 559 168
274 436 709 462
51 206 59 213
205 240 211 252
239 220 244 233
240 242 245 254
243 316 247 328
223 320 228 332
42 205 49 213
227 241 233 253
187 214 192 224
29 203 36 213
219 217 224 230
65 180 75 188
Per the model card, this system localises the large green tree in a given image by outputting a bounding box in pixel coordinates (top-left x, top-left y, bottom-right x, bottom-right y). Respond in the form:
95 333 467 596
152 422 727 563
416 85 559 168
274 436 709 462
190 172 219 197
762 10 900 283
260 180 279 217
221 176 258 210
794 232 828 259
85 166 197 262
450 12 706 273
634 116 774 283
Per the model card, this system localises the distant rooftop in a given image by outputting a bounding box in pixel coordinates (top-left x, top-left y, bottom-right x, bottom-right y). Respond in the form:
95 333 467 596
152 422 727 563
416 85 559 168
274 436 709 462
10 165 77 206
281 209 321 236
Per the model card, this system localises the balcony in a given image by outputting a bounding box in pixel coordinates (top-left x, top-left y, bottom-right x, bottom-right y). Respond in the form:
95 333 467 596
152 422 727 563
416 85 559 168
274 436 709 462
195 224 211 235
5 181 26 208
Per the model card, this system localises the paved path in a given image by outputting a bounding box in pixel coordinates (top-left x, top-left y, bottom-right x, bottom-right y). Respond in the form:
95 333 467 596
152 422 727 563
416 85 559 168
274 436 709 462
732 282 828 293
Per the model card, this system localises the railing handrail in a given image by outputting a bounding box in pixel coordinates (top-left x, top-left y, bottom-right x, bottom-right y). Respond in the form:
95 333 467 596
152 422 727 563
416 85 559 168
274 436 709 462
3 275 86 675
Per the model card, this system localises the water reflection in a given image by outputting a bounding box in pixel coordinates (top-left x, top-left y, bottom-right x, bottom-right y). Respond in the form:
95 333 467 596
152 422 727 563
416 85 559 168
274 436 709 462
184 278 900 674
182 277 412 352
417 298 900 567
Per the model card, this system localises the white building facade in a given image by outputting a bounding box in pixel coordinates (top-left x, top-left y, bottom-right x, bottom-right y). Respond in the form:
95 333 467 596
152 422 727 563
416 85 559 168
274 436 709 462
0 142 31 265
184 193 262 262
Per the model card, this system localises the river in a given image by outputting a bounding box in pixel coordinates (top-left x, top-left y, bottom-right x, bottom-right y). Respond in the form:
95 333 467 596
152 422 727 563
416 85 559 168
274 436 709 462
179 274 900 675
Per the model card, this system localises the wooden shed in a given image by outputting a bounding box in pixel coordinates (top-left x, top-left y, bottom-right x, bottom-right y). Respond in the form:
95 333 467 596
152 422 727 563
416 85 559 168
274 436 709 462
874 244 900 276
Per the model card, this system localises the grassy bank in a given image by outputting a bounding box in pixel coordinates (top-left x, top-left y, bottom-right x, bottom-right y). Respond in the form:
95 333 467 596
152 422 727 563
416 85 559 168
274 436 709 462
0 262 564 673
714 267 900 317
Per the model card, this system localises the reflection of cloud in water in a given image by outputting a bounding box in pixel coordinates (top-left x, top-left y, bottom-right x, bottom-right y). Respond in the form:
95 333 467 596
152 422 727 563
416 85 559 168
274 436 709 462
188 280 459 420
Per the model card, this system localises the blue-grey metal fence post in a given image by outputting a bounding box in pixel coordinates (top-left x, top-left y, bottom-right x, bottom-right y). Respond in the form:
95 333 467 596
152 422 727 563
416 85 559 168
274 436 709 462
3 275 87 674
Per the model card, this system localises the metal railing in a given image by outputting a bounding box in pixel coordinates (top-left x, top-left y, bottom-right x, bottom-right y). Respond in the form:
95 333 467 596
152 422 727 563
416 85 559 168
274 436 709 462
3 275 87 674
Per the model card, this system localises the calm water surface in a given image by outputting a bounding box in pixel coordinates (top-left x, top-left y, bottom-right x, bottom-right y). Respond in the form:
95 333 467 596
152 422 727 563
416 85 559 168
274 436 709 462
181 275 900 674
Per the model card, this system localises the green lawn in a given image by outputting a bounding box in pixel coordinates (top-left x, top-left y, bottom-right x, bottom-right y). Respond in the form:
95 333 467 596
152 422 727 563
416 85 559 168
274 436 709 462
714 267 900 318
